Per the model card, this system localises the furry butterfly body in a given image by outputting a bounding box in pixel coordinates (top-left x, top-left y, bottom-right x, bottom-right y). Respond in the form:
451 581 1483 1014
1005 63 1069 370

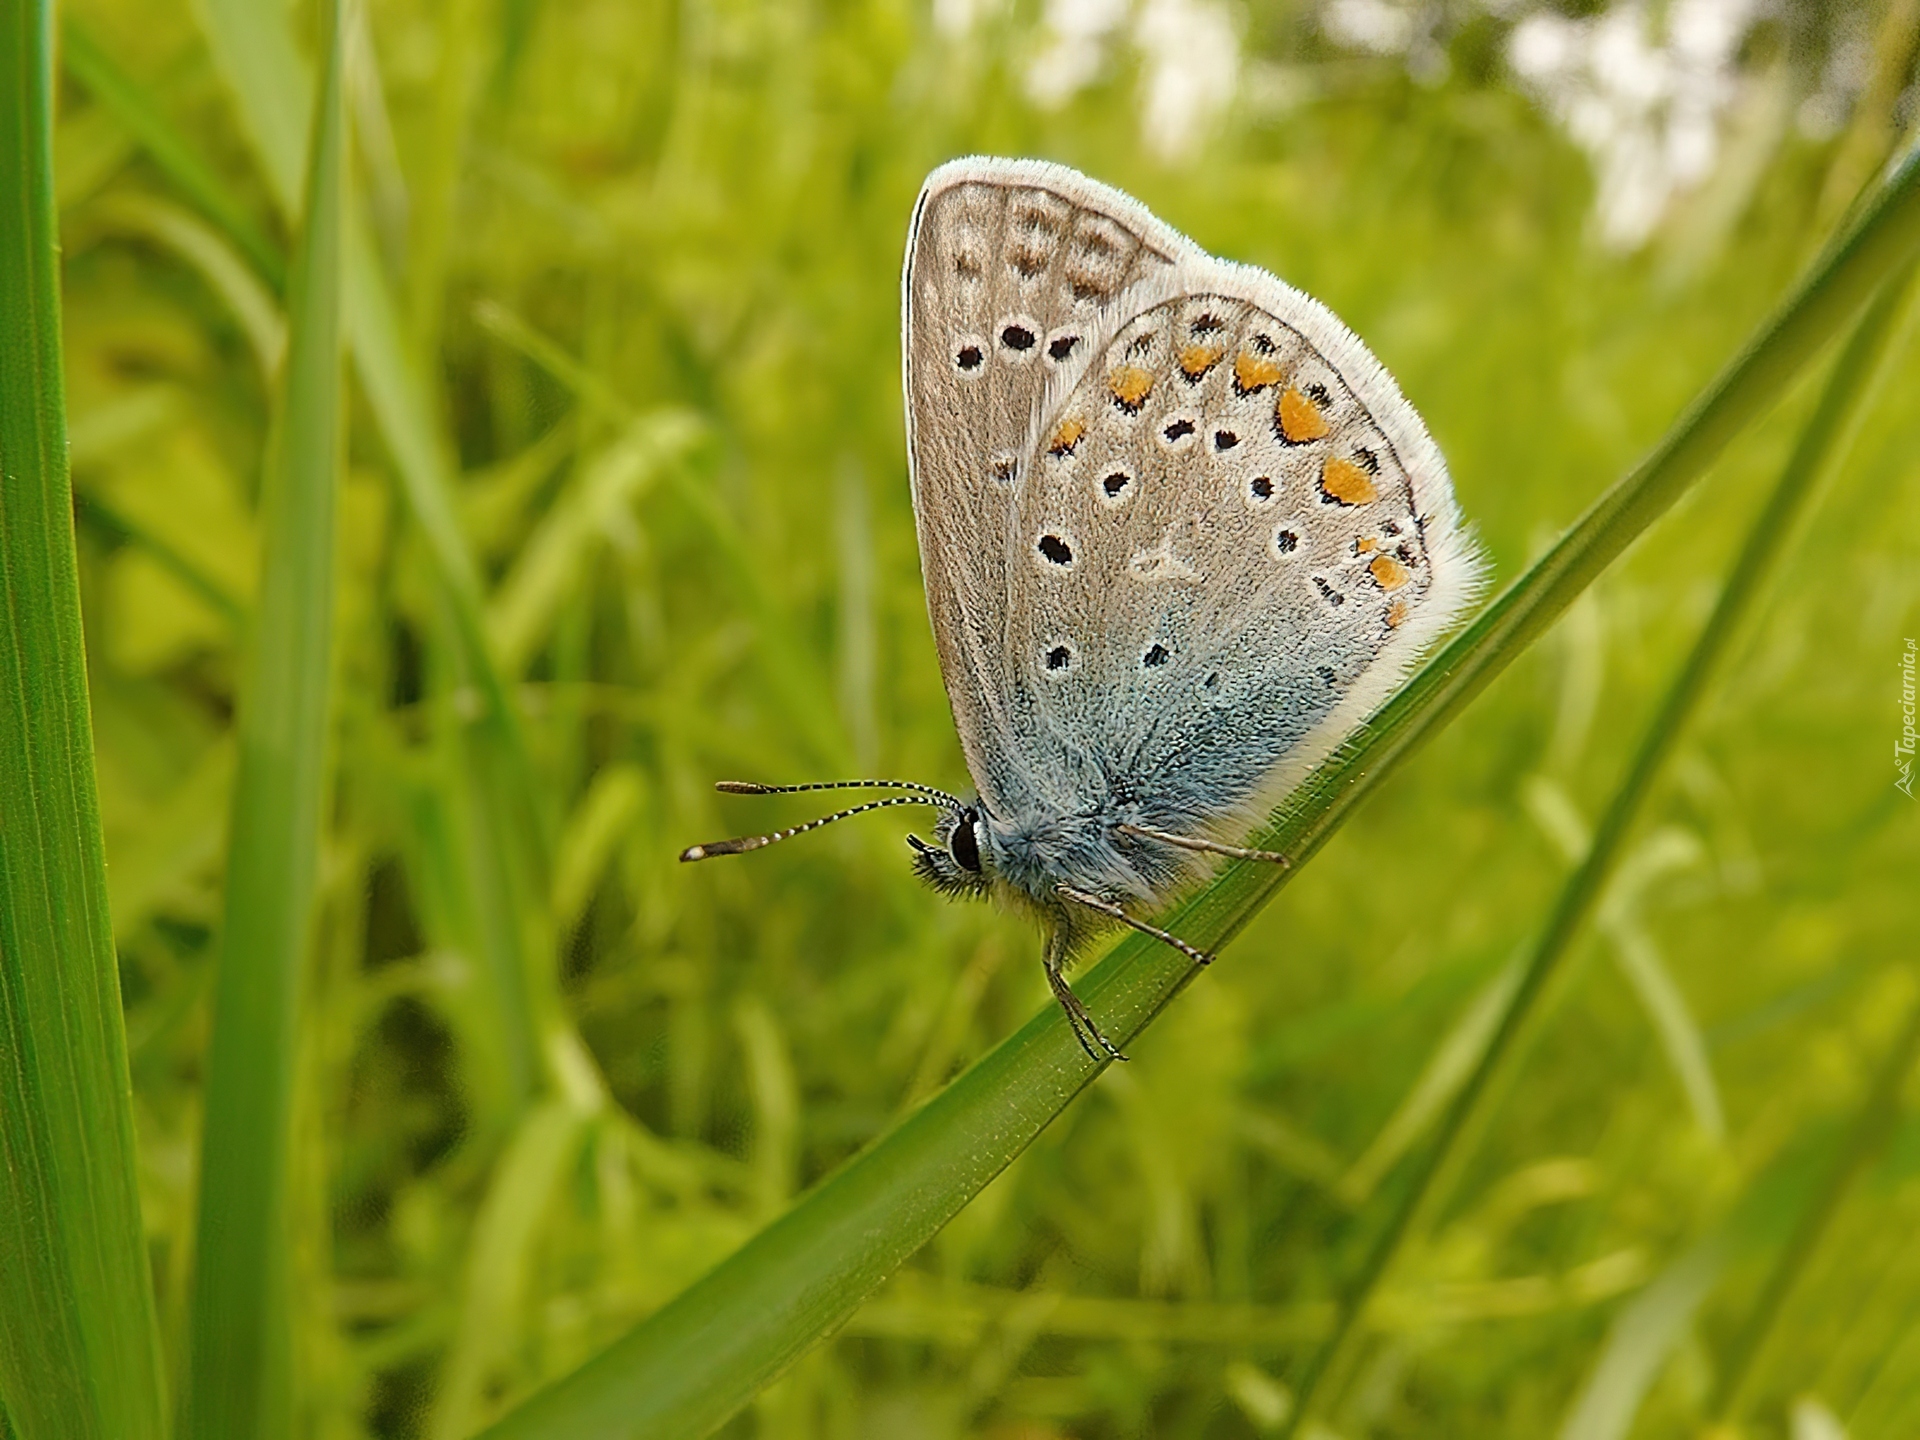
685 158 1483 1058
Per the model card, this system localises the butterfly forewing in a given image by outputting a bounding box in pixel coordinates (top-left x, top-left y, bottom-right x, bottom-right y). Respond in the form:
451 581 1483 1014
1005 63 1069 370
903 160 1197 816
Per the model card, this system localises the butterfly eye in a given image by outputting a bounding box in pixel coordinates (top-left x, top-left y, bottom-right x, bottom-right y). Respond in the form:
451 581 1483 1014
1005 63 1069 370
949 811 983 873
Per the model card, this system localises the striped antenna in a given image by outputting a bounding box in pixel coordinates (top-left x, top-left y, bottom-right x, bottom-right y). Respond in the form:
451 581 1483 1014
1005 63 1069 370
714 778 966 809
680 793 946 862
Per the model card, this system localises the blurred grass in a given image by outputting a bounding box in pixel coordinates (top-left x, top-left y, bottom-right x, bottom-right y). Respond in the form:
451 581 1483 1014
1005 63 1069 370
34 0 1920 1436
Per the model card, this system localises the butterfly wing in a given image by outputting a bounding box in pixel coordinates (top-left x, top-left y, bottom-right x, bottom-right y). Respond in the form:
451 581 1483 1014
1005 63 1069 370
1006 256 1483 848
902 159 1202 818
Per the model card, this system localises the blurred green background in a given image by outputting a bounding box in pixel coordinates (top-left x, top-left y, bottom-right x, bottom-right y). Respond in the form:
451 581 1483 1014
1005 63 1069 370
48 0 1920 1433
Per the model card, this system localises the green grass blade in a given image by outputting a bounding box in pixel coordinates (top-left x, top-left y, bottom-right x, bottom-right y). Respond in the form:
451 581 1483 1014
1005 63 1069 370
1708 980 1920 1425
87 193 285 376
488 412 703 672
1556 1231 1733 1440
474 126 1920 1440
181 2 345 1434
1281 260 1920 1434
60 16 284 287
0 3 168 1436
194 0 556 1098
188 0 308 217
188 0 547 834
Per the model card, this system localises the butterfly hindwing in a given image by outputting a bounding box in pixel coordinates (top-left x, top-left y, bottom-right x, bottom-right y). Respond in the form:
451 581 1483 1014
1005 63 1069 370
1005 260 1480 836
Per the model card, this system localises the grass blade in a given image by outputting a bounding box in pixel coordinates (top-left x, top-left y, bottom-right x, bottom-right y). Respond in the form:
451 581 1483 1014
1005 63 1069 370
475 114 1920 1440
1707 980 1920 1425
61 15 284 287
488 412 703 673
182 2 345 1433
86 193 285 376
0 2 168 1435
1280 259 1920 1434
1556 1230 1732 1440
193 0 556 1103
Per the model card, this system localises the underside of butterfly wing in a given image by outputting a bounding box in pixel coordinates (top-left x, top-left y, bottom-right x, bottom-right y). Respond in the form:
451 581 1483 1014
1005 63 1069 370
904 160 1483 917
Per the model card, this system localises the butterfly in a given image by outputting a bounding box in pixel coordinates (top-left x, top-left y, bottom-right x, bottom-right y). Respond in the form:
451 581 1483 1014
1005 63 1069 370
683 158 1482 1060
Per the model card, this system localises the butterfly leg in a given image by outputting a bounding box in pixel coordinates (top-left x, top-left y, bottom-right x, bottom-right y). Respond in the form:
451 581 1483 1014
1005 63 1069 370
1055 884 1216 971
1116 823 1290 866
1042 924 1127 1063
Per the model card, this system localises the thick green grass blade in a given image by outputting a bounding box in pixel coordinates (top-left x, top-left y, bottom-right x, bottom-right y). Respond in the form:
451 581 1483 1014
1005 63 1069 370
181 2 344 1434
476 141 1920 1440
0 3 168 1437
1281 262 1920 1436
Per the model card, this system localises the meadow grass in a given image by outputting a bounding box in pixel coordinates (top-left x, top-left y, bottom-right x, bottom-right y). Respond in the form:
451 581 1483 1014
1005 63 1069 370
6 0 1920 1436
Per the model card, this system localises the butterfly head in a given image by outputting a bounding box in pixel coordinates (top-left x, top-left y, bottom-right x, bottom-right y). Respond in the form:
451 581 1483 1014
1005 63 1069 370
907 804 991 898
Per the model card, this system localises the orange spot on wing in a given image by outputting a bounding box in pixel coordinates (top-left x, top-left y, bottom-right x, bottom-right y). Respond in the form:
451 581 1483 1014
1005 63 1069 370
1369 553 1410 590
1386 599 1410 628
1321 457 1378 506
1048 418 1086 456
1355 536 1378 554
1278 387 1331 443
1234 351 1285 393
1178 343 1224 379
1109 365 1155 411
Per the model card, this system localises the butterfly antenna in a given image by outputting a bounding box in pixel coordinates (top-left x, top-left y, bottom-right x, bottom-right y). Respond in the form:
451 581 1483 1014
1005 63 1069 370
714 778 966 809
681 794 944 862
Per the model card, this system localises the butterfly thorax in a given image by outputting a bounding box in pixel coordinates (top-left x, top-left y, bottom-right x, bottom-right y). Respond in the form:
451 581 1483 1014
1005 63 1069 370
979 798 1199 911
